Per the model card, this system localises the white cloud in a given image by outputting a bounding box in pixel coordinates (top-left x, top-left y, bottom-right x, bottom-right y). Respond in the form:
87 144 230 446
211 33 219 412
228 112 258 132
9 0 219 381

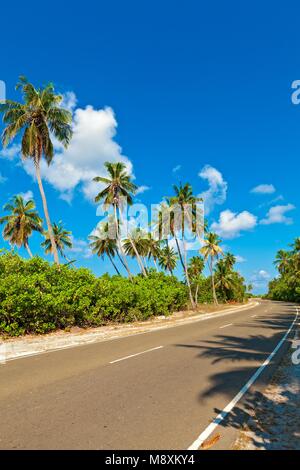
258 195 284 209
0 143 20 160
23 104 133 203
198 165 227 214
61 91 77 112
260 204 295 225
172 165 181 173
250 269 271 289
235 255 246 263
136 185 150 195
19 190 33 202
68 236 92 259
211 209 257 239
251 184 275 194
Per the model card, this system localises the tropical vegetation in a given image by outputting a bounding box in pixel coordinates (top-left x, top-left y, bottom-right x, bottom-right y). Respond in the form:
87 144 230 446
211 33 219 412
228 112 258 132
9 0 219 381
0 77 249 337
267 238 300 302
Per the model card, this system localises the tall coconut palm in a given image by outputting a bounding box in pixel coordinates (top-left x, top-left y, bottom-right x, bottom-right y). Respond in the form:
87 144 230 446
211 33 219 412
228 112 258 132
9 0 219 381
89 224 121 275
41 221 72 260
0 77 73 265
200 232 223 305
93 162 144 278
169 183 199 307
0 195 42 257
158 246 178 275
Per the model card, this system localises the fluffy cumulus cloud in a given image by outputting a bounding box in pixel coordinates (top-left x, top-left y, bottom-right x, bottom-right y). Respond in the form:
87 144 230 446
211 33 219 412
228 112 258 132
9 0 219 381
198 165 227 214
22 103 133 203
260 204 295 225
211 209 257 239
251 184 276 194
0 143 21 160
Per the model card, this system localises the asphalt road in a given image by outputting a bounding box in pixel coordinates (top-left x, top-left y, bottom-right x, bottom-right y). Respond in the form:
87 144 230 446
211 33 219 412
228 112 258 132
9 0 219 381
0 300 297 450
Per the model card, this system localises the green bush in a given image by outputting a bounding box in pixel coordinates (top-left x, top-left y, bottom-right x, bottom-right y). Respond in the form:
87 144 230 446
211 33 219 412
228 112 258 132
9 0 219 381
0 253 188 336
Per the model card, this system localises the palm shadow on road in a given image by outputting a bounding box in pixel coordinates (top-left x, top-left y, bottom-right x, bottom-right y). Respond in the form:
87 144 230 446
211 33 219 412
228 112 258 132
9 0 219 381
175 302 299 449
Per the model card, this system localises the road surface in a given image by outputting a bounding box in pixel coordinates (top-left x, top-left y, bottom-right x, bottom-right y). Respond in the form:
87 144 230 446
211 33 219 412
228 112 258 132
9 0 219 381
0 300 297 449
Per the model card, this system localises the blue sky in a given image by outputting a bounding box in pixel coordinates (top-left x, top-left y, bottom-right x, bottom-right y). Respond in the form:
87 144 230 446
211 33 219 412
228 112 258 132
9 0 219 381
0 0 300 293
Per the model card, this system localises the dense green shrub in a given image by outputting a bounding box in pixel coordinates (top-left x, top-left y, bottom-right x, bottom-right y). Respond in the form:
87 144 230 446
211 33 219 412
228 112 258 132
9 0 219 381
0 253 188 336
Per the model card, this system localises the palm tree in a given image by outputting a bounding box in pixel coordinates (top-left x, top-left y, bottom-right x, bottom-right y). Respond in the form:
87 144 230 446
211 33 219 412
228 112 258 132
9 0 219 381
93 162 144 278
89 224 121 275
145 233 161 270
41 221 72 260
274 249 291 274
215 259 235 302
169 183 199 307
158 246 178 275
0 195 42 257
187 255 205 306
224 252 236 271
0 77 73 265
123 228 148 274
200 232 223 305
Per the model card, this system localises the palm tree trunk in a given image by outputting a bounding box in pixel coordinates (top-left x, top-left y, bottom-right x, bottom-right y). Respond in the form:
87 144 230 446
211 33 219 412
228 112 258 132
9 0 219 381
116 250 128 273
107 253 121 275
195 284 199 306
174 234 185 270
113 204 132 279
34 157 60 266
210 256 218 305
153 258 159 271
24 242 33 258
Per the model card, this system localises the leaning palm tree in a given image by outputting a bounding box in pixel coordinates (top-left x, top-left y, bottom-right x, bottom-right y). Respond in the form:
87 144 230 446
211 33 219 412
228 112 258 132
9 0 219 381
123 228 149 274
200 232 223 305
89 225 121 275
145 233 161 270
0 195 43 257
158 246 178 275
93 162 145 278
41 221 72 260
0 77 73 265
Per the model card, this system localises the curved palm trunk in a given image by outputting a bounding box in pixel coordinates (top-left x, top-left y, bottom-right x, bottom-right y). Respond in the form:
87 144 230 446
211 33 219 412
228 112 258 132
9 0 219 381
210 256 218 305
24 241 33 258
113 205 132 279
34 158 60 266
107 253 121 275
153 258 159 271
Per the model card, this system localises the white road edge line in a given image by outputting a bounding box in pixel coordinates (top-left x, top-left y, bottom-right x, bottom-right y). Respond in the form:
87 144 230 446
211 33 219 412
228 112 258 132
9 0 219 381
187 307 299 450
219 323 233 329
109 346 163 364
